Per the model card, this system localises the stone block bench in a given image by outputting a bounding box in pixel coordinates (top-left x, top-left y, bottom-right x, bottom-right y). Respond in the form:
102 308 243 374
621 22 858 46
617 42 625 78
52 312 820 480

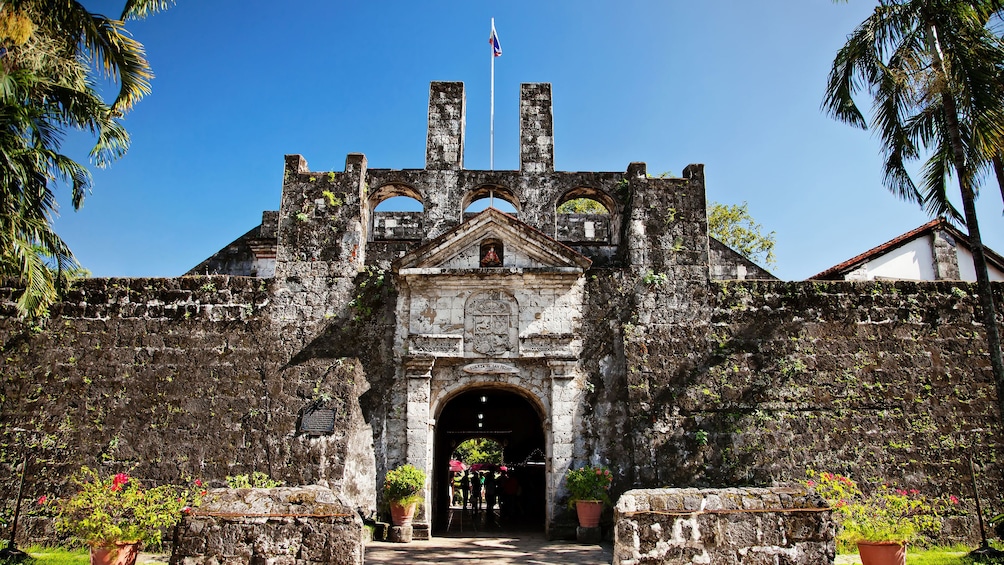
171 486 363 565
613 487 835 564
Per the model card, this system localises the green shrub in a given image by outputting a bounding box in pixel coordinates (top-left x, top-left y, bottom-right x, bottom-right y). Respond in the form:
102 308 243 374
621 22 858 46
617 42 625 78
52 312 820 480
383 464 425 505
565 465 613 508
50 467 199 549
225 472 282 488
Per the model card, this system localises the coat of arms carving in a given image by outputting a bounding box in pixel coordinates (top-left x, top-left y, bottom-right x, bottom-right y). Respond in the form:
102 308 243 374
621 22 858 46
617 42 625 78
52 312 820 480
465 291 517 357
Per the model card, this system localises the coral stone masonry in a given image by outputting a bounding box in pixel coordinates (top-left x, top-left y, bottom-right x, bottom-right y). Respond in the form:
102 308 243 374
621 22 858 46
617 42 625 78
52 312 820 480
1 81 1002 554
613 487 835 564
171 486 364 565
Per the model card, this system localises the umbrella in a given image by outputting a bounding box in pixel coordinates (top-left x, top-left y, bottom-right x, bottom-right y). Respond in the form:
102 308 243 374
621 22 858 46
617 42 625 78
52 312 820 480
470 463 506 472
449 459 466 472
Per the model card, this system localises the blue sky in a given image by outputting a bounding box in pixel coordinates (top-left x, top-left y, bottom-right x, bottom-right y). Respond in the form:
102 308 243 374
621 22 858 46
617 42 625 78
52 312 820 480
56 1 1003 281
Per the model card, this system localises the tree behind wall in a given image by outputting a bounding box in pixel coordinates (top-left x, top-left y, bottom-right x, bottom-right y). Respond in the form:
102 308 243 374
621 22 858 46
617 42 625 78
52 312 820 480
0 1 171 316
707 201 777 268
824 0 1004 423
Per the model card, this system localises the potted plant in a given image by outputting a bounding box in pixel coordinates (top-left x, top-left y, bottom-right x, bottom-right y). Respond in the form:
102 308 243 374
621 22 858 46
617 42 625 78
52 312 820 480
383 464 425 527
565 464 613 528
806 470 957 565
51 467 200 565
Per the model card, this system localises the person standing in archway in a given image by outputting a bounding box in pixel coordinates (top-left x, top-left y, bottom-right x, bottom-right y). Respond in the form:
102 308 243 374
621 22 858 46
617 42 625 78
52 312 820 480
471 472 483 512
485 471 498 526
460 471 471 510
503 472 520 521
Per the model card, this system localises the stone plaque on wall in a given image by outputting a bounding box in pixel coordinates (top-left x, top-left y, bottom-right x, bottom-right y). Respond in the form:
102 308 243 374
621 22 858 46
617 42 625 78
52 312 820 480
299 406 335 436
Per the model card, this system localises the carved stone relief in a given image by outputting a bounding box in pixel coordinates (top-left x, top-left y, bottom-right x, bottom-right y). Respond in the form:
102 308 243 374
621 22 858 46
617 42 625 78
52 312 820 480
408 334 463 357
464 290 519 358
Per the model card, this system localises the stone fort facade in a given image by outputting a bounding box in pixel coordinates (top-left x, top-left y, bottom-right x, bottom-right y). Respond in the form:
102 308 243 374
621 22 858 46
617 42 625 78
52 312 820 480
1 82 1001 542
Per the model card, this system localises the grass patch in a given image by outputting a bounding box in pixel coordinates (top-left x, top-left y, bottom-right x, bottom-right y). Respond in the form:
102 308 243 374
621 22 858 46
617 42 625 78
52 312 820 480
0 545 88 565
836 545 1004 565
907 544 1004 565
24 546 89 565
908 549 967 565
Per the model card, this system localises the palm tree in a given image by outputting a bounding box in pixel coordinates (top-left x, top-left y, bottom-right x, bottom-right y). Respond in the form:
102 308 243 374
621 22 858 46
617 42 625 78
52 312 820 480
824 0 1004 422
0 1 172 316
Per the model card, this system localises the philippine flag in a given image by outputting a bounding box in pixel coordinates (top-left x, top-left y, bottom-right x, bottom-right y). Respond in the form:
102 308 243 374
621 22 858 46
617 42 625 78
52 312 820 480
489 22 502 57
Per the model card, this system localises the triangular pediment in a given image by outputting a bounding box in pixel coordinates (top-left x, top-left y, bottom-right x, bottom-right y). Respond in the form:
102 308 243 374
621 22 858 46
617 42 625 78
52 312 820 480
393 208 592 273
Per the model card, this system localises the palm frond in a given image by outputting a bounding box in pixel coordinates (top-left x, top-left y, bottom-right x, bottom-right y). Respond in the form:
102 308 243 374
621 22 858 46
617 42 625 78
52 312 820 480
121 0 175 20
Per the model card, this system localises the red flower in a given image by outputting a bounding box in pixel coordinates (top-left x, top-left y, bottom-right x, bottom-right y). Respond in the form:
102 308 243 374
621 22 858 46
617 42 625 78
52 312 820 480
111 473 130 491
200 490 207 496
37 495 47 505
950 495 959 505
194 479 203 487
806 480 816 487
909 489 919 495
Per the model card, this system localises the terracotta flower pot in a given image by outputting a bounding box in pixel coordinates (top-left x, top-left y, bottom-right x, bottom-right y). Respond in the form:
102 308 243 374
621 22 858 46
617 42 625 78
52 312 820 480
390 501 417 526
857 541 906 565
90 542 140 565
575 500 603 528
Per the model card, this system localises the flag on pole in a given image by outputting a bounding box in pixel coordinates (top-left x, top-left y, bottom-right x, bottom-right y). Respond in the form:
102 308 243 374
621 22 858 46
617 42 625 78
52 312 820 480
489 21 502 57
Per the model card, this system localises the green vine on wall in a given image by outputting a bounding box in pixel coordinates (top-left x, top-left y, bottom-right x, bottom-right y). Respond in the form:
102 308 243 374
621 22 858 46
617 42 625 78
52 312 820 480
348 267 387 322
322 190 343 208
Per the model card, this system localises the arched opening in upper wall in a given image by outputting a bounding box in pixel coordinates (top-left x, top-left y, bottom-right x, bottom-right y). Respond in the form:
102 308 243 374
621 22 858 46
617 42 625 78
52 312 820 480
369 182 425 241
462 185 520 221
554 187 619 246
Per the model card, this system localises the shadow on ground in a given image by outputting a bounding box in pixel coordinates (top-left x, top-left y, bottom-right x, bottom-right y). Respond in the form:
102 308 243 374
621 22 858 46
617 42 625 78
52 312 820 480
365 532 612 564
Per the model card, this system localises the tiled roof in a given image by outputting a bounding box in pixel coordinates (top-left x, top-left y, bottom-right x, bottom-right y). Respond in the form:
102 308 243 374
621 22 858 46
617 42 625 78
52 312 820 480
808 218 1004 280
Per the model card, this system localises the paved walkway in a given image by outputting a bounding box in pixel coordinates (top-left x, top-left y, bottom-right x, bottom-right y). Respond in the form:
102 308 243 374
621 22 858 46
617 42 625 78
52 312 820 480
365 532 613 564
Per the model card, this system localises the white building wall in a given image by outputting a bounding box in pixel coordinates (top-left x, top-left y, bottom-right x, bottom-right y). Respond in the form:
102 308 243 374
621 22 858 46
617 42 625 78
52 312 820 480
846 238 936 281
957 246 1004 282
842 234 1004 282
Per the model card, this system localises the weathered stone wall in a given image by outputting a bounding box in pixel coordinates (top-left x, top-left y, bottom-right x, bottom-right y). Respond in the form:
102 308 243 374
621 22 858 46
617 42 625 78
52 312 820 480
4 80 1004 547
365 168 628 254
0 275 379 537
588 277 1003 542
426 81 466 171
556 213 611 244
612 487 835 565
3 265 1003 546
372 212 423 241
708 237 777 281
187 211 278 278
171 486 364 565
520 83 555 174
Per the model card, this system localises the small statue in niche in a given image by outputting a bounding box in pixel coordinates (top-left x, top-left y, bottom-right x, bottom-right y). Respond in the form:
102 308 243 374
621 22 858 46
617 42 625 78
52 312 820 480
481 245 501 267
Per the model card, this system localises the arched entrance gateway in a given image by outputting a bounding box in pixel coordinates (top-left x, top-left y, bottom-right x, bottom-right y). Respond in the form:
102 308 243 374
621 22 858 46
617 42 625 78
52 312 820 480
433 387 546 532
390 208 594 538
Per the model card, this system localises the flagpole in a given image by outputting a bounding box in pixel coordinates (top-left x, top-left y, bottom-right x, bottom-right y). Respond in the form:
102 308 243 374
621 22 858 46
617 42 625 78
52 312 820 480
490 17 495 173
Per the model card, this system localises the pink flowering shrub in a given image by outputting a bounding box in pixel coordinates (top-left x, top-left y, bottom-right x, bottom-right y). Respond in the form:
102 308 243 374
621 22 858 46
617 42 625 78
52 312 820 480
48 467 202 549
565 464 614 507
805 470 960 550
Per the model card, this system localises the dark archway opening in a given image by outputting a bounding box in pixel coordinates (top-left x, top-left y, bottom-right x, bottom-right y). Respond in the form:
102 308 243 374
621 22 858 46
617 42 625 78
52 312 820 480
433 387 546 535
